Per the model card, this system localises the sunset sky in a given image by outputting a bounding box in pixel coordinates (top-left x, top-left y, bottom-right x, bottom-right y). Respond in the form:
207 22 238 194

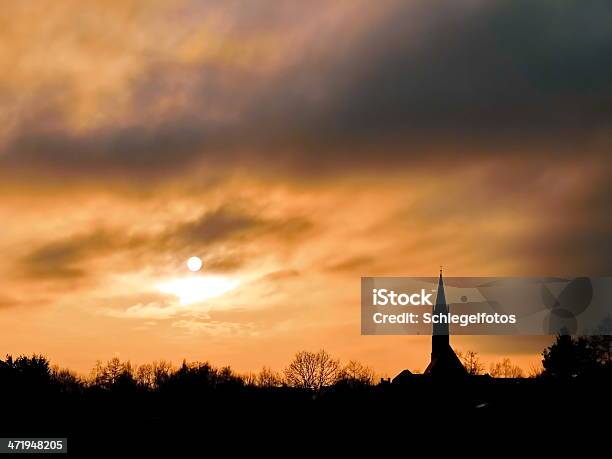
0 0 610 376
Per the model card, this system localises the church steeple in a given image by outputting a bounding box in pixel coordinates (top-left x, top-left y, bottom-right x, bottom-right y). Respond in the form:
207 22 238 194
423 267 468 377
431 268 449 356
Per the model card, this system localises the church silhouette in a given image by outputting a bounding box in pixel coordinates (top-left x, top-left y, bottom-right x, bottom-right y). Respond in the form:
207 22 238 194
393 270 467 383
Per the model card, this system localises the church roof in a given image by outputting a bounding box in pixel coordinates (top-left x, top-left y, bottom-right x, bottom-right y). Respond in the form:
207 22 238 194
391 369 414 384
424 345 468 377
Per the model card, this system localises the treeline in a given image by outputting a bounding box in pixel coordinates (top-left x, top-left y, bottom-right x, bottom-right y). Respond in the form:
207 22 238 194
0 350 376 396
0 335 609 398
456 333 611 378
1 335 609 448
88 349 375 392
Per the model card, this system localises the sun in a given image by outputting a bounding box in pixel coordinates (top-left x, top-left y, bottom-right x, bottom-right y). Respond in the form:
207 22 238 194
187 256 202 272
156 276 239 306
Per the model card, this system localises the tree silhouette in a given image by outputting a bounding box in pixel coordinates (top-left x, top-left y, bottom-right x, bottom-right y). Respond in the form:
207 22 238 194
160 360 243 395
527 364 544 378
457 350 484 375
136 360 173 390
91 357 136 390
589 317 612 367
336 360 375 388
489 358 524 378
284 350 340 391
542 334 598 378
256 366 284 388
51 366 84 394
0 354 53 394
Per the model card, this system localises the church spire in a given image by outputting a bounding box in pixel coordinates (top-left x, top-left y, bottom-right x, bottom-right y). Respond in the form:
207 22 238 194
435 267 446 310
423 267 469 377
431 268 449 355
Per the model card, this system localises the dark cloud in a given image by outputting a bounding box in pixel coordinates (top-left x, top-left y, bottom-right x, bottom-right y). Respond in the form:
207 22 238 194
167 205 313 248
2 0 611 178
248 0 612 176
172 206 264 245
313 0 612 144
19 230 123 279
203 254 245 273
511 170 612 275
18 206 313 279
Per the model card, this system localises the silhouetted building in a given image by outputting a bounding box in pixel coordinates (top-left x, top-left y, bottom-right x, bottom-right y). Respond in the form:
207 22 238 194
391 369 413 384
423 270 467 377
393 270 467 383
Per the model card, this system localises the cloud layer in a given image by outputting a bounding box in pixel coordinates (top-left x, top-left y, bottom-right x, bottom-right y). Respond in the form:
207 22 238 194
2 0 610 179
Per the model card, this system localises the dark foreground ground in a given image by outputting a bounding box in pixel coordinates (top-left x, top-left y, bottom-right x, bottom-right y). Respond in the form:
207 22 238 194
1 376 608 456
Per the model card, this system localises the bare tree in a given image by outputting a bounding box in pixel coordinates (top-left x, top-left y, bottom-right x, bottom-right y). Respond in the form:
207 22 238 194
136 360 173 389
528 363 544 378
91 357 135 389
337 360 376 386
135 361 172 389
284 350 340 391
257 366 283 388
489 358 524 378
314 350 340 390
152 360 173 388
245 372 257 386
51 366 84 394
242 372 257 386
136 364 155 389
285 351 318 390
458 350 484 375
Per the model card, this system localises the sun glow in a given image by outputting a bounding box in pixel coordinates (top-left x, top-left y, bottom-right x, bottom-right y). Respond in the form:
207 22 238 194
156 276 239 306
